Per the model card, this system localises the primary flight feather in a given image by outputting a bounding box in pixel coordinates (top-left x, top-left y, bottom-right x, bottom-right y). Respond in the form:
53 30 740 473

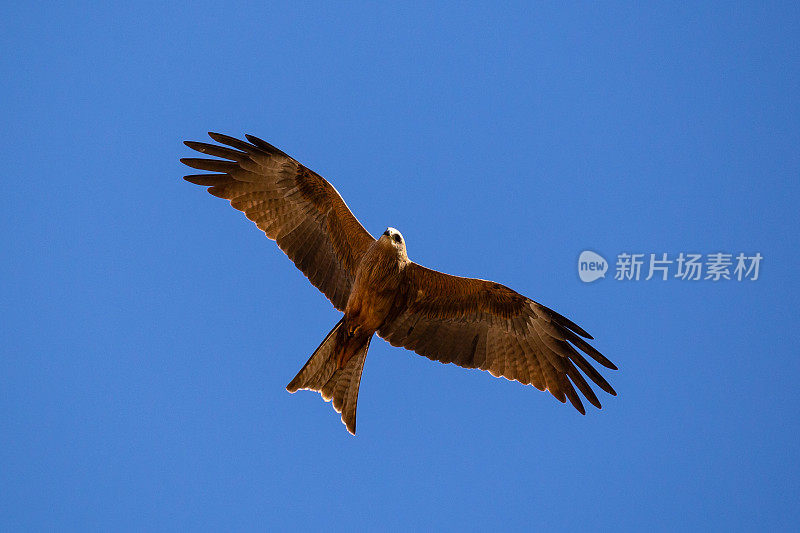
182 132 617 434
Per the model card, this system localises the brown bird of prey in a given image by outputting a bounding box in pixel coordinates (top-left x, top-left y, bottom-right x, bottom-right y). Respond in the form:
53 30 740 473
182 132 617 434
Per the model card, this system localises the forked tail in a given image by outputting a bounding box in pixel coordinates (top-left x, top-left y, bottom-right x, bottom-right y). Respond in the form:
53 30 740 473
286 318 372 434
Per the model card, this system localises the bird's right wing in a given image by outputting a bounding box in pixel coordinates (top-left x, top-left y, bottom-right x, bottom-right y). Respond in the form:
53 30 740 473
182 133 375 311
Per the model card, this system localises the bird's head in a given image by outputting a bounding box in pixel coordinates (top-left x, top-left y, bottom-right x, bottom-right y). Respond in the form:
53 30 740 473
381 227 408 259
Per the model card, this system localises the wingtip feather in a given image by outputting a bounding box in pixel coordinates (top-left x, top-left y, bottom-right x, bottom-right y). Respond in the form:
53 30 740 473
183 173 231 186
206 132 258 152
245 134 287 156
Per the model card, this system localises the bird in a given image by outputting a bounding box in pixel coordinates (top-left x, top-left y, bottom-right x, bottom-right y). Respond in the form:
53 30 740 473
181 132 617 434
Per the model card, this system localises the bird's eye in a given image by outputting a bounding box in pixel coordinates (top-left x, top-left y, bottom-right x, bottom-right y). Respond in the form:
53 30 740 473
392 234 402 243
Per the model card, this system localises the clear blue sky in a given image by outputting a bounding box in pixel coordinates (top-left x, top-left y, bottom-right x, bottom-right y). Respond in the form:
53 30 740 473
2 2 798 531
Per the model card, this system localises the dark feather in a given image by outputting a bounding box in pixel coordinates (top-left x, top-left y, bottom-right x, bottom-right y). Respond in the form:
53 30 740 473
184 140 246 161
245 134 288 156
207 131 258 152
183 173 231 186
565 330 618 370
180 157 239 173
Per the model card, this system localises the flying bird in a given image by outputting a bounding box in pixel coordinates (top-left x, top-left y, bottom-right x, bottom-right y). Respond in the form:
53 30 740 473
182 132 617 434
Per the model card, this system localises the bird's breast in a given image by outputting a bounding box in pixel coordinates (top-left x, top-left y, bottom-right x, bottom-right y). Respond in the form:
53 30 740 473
345 243 405 332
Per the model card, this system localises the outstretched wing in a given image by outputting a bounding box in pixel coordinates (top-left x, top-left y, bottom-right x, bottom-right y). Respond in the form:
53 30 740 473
378 263 617 413
181 133 375 311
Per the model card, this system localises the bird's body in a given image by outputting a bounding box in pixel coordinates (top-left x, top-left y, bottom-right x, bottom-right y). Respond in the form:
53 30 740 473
345 230 407 336
182 133 618 434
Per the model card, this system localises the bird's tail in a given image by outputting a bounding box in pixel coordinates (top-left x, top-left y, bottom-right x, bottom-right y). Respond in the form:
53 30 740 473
286 318 372 434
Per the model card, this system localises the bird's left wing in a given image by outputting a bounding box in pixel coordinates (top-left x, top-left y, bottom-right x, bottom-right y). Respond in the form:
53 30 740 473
181 133 375 311
378 262 617 413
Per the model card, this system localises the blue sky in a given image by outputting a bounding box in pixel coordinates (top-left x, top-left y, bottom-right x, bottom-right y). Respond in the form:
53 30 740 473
2 2 798 531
